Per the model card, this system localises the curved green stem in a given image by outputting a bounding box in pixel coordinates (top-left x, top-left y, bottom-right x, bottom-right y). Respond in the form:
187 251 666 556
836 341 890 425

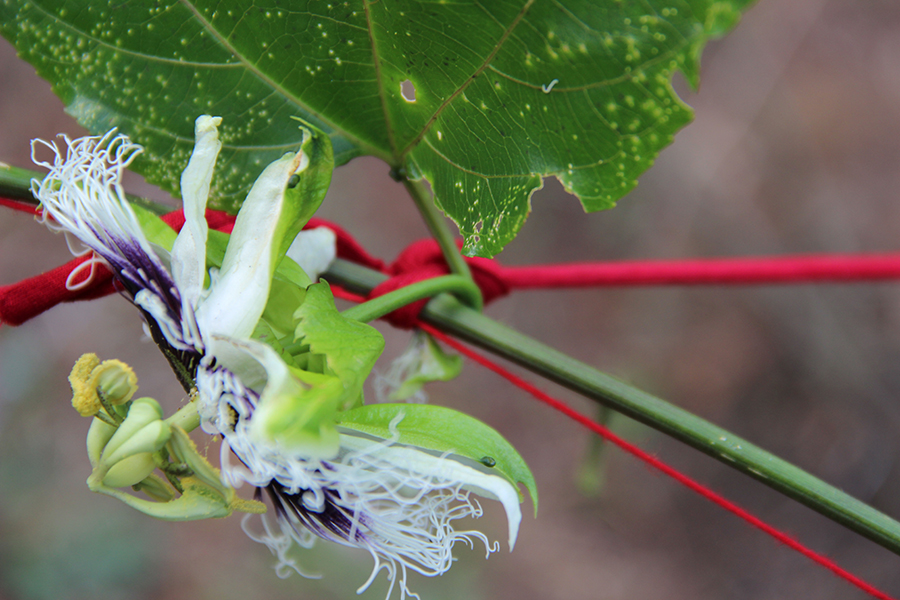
340 274 482 323
0 163 40 203
402 177 476 284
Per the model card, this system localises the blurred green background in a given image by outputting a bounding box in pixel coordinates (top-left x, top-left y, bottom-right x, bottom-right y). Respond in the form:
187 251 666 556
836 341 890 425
4 0 900 598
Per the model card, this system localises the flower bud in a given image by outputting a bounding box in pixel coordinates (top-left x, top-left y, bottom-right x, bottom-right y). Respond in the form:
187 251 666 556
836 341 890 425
69 354 138 417
101 420 171 466
102 452 157 488
101 397 164 462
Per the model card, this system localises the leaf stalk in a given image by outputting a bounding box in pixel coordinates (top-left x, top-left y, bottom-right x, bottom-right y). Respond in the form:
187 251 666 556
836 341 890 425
402 177 477 285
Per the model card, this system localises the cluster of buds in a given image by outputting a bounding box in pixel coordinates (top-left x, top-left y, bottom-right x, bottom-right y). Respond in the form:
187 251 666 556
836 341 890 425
69 352 264 519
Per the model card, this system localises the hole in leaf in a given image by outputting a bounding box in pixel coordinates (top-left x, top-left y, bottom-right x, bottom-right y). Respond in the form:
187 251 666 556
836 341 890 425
400 79 417 103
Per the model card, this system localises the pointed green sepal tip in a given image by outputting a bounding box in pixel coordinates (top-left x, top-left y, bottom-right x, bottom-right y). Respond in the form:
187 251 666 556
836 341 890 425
133 474 176 502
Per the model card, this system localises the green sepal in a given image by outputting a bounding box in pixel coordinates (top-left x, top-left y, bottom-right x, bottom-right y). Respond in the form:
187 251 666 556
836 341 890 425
274 122 334 262
132 204 177 251
252 319 298 368
336 403 538 513
167 425 232 499
133 474 176 502
292 282 384 411
251 367 344 457
259 265 310 341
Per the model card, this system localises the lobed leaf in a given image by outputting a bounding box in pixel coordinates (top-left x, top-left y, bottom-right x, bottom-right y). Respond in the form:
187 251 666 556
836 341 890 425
1 0 753 255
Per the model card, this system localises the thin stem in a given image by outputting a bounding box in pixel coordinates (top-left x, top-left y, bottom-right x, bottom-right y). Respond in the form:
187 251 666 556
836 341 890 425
324 258 900 556
402 177 476 283
340 274 482 323
0 163 39 203
165 399 200 433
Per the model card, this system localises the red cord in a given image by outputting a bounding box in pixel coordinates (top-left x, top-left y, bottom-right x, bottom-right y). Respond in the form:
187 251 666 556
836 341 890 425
6 199 900 325
417 322 897 600
503 253 900 287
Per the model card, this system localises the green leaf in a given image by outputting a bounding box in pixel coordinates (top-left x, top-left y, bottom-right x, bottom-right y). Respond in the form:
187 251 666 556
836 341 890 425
0 0 753 255
337 402 538 511
293 282 384 409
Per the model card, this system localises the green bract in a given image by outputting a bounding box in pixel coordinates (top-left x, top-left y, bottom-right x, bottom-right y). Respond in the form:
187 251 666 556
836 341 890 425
291 283 385 410
0 0 753 256
337 403 538 512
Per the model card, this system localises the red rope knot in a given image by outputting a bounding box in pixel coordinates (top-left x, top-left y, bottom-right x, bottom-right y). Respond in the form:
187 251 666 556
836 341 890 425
368 239 510 329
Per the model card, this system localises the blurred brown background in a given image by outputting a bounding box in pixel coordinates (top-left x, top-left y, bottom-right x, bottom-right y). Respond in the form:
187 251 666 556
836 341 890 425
3 0 900 598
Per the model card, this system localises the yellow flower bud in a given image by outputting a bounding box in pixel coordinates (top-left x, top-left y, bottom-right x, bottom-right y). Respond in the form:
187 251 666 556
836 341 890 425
69 353 101 416
68 354 139 417
94 359 138 405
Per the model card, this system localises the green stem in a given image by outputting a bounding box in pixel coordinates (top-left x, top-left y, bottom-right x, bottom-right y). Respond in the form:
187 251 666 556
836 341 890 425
6 174 900 556
0 163 39 203
165 399 200 433
340 274 482 323
0 164 171 216
402 177 476 284
324 258 900 556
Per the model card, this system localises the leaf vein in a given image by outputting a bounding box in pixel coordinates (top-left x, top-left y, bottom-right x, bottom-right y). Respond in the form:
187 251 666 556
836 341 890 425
400 0 535 158
28 1 243 69
362 0 398 158
177 0 389 161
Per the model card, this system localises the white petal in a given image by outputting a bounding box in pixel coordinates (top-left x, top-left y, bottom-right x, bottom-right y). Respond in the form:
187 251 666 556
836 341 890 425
285 227 336 281
197 150 305 339
171 115 222 305
339 434 523 550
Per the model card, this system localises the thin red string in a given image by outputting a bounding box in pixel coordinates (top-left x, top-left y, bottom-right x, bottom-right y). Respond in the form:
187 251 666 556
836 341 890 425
503 253 900 287
415 322 896 600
